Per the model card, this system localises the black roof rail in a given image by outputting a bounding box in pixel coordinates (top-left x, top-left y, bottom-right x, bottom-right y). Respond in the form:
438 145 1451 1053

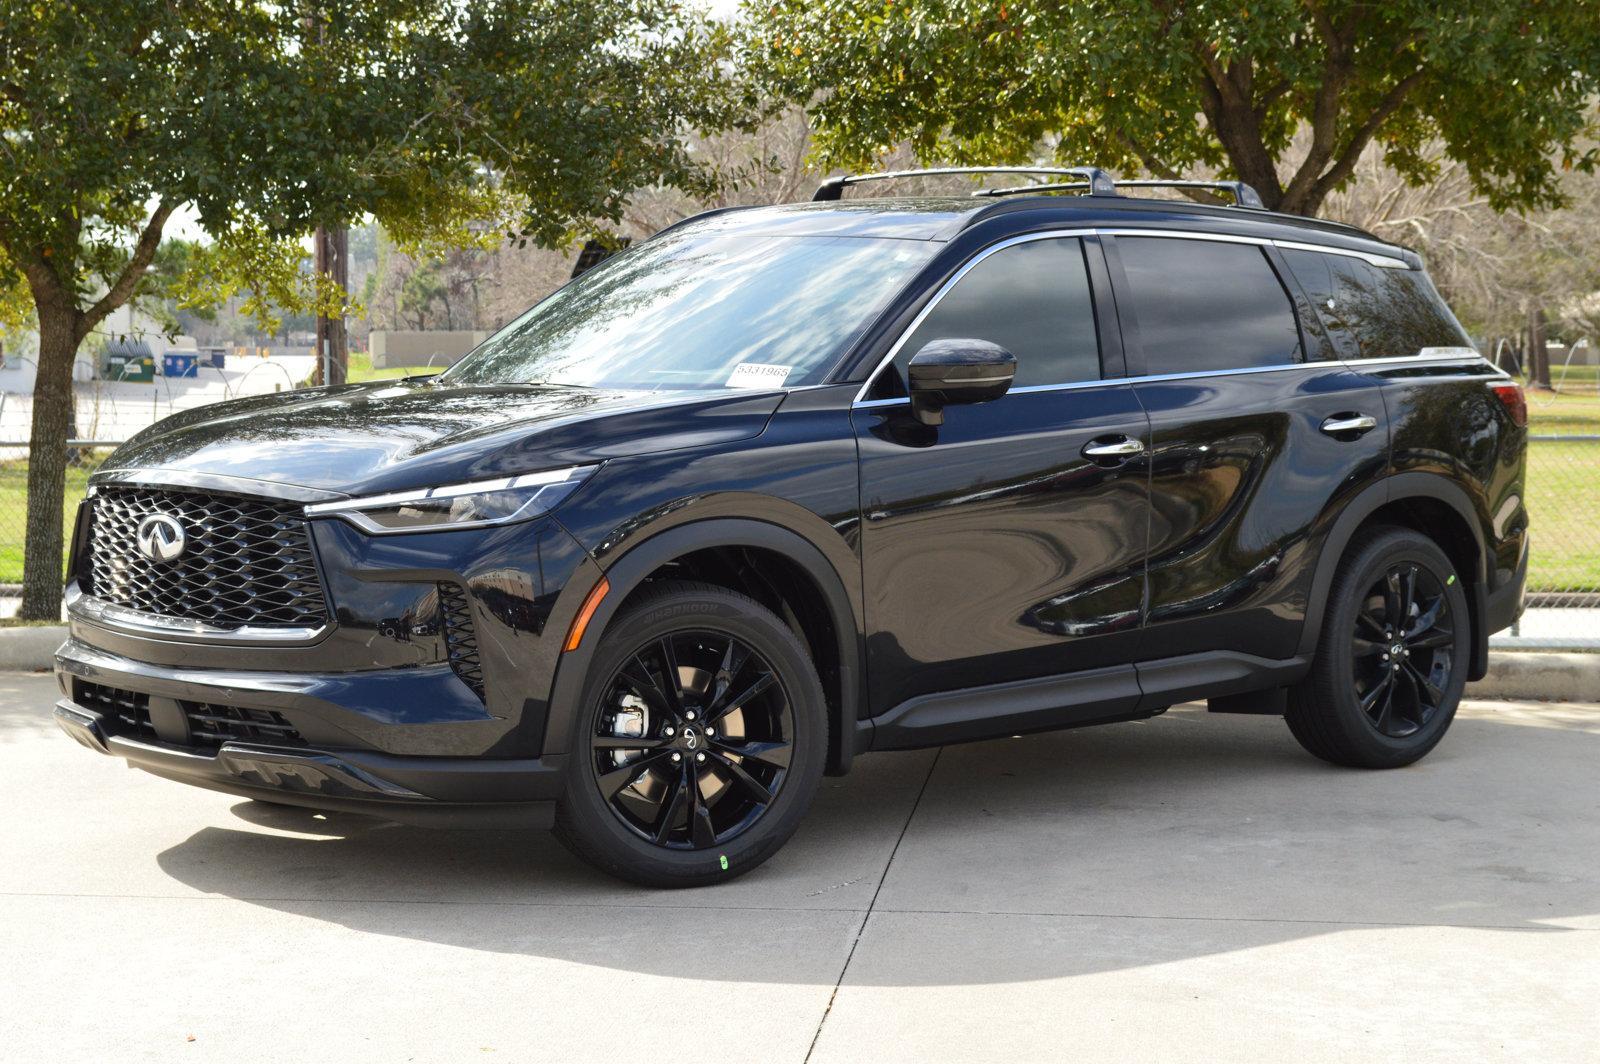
812 166 1117 201
971 176 1266 209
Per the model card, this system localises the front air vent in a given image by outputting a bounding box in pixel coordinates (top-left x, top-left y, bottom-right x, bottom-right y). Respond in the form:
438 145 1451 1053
438 582 486 701
75 681 155 740
183 702 306 749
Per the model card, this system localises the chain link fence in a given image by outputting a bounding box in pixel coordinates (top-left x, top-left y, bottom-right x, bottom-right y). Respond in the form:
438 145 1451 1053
1526 436 1600 606
3 397 1599 643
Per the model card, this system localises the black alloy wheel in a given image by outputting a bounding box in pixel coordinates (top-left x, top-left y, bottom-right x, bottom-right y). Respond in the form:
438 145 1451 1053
1286 526 1470 768
1350 563 1456 739
591 630 794 849
554 580 827 887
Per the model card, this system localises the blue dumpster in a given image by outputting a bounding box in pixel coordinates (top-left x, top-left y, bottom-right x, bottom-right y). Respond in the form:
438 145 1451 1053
162 351 198 378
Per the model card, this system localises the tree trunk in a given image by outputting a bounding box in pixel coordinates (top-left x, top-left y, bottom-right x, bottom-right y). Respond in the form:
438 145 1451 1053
1529 305 1553 391
19 300 82 620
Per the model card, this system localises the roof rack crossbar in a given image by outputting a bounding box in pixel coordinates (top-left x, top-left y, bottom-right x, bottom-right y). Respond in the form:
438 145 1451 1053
1115 179 1265 209
812 166 1117 201
973 177 1265 209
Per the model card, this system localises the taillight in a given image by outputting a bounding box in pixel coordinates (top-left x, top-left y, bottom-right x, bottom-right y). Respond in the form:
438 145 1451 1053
1491 382 1527 427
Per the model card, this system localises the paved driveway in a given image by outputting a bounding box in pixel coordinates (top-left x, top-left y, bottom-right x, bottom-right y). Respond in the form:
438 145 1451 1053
2 670 1595 1063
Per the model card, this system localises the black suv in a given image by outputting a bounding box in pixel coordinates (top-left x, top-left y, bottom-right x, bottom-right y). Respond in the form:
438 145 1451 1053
53 167 1528 887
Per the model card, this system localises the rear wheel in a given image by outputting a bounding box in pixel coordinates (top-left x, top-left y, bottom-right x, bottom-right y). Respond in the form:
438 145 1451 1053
1286 527 1470 768
554 581 827 887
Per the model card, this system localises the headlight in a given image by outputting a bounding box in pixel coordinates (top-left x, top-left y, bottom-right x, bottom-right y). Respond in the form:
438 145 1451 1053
304 465 596 534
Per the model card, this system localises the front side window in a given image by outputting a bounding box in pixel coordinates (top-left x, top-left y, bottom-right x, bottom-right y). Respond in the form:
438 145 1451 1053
1116 237 1302 374
1280 250 1473 359
443 229 937 391
892 237 1102 390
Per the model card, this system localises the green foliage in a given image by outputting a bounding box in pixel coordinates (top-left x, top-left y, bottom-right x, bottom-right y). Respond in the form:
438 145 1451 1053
0 0 740 617
0 0 739 323
747 0 1600 216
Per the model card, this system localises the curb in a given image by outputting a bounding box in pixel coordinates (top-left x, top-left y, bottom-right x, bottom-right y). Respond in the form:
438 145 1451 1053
0 625 66 671
1466 651 1600 703
0 625 1592 702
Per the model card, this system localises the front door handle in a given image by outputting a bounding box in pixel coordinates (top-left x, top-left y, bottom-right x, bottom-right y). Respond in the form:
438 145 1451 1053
1082 435 1145 461
1320 413 1378 437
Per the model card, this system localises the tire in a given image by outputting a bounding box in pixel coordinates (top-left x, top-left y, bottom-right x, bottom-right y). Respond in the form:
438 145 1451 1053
1286 526 1471 768
553 580 828 887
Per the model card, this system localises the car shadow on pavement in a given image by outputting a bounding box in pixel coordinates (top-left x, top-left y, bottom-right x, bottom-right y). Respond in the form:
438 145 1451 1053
152 704 1600 986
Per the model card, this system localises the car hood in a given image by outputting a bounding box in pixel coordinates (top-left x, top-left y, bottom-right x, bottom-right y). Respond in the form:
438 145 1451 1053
97 379 786 496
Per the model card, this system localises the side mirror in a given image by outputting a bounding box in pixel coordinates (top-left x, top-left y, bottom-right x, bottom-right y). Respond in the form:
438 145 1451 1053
906 338 1016 426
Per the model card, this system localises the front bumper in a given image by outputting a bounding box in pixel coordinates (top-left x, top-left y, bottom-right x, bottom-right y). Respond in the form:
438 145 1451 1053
53 639 566 828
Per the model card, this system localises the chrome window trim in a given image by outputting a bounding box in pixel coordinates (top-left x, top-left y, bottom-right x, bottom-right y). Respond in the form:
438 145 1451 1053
1269 238 1410 270
851 226 1417 406
64 585 331 646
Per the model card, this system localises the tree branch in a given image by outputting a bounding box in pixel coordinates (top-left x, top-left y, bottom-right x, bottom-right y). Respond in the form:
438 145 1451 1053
1301 69 1426 211
77 201 175 341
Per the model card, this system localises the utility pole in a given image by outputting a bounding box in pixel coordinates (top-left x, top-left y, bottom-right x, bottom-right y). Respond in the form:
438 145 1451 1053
313 224 349 387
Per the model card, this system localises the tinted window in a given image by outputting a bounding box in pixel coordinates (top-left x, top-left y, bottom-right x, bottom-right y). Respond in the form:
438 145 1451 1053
895 237 1100 389
1116 237 1302 374
445 230 936 391
1281 250 1472 358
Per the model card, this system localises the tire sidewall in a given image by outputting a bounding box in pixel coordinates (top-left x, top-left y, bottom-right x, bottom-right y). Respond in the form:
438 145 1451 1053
1321 531 1471 763
558 586 828 885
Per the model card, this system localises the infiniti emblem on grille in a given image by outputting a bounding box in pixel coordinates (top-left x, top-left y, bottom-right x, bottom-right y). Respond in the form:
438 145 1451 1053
134 514 186 563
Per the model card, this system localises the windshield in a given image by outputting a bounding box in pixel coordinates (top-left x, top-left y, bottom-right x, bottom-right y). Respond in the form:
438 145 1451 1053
440 229 936 391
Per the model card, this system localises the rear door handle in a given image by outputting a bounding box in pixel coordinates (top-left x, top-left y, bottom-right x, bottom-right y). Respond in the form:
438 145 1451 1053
1320 413 1378 437
1082 436 1145 460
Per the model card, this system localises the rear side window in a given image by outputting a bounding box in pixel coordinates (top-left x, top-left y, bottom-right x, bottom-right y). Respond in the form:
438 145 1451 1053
1280 250 1472 359
1115 237 1302 374
896 237 1100 389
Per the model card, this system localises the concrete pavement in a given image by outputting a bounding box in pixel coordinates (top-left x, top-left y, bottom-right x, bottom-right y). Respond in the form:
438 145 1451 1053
1 670 1595 1062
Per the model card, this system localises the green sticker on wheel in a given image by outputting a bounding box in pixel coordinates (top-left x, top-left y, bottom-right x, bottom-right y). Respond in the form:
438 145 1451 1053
719 855 729 870
1447 574 1456 585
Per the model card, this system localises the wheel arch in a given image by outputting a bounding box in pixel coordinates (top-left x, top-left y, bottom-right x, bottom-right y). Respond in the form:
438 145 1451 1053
543 518 863 775
1298 472 1491 680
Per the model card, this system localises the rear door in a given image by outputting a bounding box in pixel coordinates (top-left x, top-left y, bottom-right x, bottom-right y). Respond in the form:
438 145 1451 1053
852 235 1152 714
1105 234 1389 663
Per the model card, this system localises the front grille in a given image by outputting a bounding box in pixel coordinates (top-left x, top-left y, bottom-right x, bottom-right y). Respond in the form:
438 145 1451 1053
184 702 306 748
438 582 486 700
87 485 327 630
76 681 155 740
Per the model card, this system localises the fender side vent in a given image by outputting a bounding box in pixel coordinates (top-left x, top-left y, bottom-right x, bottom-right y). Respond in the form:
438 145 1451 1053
439 582 486 701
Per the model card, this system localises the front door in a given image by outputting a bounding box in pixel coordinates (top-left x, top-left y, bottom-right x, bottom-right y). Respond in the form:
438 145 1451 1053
852 235 1152 714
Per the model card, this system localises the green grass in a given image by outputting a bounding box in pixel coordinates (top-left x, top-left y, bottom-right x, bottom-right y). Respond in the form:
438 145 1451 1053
1515 363 1600 435
0 454 105 585
345 350 436 384
1525 439 1600 591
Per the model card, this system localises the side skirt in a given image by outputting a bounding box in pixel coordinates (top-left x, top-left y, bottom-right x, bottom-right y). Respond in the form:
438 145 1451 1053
858 650 1311 752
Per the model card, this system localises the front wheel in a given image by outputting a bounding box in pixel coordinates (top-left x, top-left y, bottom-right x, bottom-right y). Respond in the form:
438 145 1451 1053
1286 527 1471 768
554 581 828 887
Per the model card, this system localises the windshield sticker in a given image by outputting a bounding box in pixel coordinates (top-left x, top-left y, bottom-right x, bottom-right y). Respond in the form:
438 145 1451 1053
725 362 793 389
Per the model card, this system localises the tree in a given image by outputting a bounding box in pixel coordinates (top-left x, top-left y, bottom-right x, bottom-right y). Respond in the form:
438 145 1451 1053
0 0 736 619
748 0 1600 217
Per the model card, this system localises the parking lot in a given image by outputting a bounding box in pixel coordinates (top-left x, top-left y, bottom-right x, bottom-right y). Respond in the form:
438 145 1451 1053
2 669 1596 1063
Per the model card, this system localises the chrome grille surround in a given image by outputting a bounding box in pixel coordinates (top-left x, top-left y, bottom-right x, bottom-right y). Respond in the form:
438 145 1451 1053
87 484 328 630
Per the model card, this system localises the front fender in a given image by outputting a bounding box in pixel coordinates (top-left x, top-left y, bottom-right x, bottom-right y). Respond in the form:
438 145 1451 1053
540 517 864 774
